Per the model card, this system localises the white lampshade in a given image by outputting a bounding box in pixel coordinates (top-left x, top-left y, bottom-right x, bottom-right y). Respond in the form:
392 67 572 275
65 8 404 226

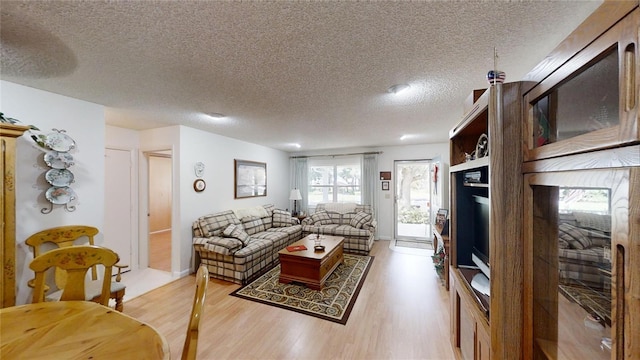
289 189 302 201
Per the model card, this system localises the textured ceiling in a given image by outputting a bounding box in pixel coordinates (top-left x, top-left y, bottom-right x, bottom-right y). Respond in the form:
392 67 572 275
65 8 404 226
1 1 603 152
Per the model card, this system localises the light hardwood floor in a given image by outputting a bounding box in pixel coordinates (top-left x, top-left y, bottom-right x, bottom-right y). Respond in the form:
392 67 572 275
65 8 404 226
124 240 454 359
149 230 171 272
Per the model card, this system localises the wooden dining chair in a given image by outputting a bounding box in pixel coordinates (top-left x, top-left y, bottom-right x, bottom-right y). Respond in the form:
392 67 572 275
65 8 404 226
25 225 129 311
182 266 210 360
30 245 119 306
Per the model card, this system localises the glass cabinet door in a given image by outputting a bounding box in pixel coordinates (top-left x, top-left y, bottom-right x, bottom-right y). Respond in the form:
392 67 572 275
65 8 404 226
524 10 639 161
524 168 637 359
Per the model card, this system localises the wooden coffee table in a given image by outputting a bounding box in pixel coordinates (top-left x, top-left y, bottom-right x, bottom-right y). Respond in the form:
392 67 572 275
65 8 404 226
278 235 344 290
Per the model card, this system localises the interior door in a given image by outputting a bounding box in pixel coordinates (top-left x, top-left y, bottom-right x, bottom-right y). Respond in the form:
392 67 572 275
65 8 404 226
104 148 133 268
394 160 432 244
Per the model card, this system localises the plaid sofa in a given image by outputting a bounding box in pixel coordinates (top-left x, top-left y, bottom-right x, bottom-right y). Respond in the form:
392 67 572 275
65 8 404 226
558 212 611 290
301 203 376 255
192 204 302 284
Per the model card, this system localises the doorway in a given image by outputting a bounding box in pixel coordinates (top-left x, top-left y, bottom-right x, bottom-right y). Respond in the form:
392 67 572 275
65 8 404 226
394 160 433 249
148 153 172 272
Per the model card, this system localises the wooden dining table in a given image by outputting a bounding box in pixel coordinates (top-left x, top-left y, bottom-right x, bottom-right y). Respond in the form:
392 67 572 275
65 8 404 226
1 301 170 359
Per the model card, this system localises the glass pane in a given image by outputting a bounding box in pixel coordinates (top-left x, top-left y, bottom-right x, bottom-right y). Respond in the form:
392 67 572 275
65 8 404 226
531 185 611 359
337 186 361 203
533 48 619 147
309 166 334 185
308 186 333 205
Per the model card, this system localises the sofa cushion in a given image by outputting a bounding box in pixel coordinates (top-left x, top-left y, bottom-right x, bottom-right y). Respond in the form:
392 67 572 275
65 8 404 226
223 224 251 246
350 211 372 229
558 223 592 250
233 206 269 220
573 212 611 233
195 210 241 238
272 209 293 227
241 216 266 235
311 211 333 225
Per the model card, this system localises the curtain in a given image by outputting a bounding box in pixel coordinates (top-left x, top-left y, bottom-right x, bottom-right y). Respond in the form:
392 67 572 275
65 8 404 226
289 157 308 214
362 153 378 236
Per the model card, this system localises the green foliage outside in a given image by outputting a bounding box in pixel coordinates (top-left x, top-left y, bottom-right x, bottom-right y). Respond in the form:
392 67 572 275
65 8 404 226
398 207 429 224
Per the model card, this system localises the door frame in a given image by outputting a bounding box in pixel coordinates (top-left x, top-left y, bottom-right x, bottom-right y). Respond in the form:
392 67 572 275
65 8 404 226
394 159 433 242
139 147 175 273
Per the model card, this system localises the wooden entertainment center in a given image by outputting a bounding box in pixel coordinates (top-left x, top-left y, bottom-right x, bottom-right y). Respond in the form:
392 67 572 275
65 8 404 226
448 2 640 359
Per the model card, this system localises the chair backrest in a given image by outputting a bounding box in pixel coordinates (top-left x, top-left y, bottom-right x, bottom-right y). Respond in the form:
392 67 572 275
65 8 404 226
30 245 119 306
182 266 209 360
25 225 100 288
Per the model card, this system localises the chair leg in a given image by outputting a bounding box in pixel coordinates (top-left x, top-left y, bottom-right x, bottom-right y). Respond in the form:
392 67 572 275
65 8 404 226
112 289 125 312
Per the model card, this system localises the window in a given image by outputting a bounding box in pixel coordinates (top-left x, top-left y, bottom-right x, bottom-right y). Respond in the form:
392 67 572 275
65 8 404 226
308 157 361 205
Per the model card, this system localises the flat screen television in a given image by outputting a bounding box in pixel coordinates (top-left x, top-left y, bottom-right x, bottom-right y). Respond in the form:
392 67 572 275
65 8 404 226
471 195 490 295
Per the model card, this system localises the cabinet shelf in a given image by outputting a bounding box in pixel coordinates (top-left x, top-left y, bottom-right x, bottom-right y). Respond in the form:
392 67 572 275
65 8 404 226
449 157 489 173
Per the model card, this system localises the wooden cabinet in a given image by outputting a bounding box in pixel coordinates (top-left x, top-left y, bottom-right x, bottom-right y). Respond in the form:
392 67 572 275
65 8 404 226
449 81 527 359
450 269 492 360
448 2 639 359
1 123 28 308
521 3 640 359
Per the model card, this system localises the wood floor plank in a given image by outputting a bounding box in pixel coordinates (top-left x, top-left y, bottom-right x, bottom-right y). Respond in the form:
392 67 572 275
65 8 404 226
124 240 455 359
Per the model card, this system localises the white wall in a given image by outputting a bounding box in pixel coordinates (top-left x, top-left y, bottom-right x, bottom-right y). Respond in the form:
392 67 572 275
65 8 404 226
376 143 449 240
1 81 105 305
291 142 449 241
107 125 291 277
178 126 290 271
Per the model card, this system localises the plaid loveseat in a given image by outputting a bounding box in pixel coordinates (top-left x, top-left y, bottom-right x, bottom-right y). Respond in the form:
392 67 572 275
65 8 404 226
558 212 611 290
192 204 302 284
301 203 376 255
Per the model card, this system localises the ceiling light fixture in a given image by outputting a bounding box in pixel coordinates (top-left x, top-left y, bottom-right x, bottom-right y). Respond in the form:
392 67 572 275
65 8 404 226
207 112 226 119
387 83 410 94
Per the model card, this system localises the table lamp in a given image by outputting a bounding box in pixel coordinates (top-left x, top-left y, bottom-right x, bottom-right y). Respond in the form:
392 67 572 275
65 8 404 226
289 189 302 216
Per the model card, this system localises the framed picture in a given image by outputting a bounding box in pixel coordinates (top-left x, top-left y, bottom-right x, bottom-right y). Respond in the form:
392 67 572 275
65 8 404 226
382 181 390 191
435 208 448 227
380 171 391 180
234 159 267 199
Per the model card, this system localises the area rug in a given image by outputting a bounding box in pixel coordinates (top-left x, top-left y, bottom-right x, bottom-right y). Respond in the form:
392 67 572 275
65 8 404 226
231 254 373 325
559 283 611 326
395 239 433 250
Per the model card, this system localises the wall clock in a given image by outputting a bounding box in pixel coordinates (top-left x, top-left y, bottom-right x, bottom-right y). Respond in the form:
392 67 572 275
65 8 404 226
193 179 206 192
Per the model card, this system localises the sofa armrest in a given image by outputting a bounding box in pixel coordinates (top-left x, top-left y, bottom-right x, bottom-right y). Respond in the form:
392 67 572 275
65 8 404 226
301 217 314 226
363 219 377 231
193 236 243 256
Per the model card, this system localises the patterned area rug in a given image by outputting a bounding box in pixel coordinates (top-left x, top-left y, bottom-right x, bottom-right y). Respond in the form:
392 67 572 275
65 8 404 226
559 283 611 326
231 254 373 325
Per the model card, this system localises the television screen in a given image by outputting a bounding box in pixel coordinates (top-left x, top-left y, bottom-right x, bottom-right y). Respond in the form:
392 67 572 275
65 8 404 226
472 195 490 278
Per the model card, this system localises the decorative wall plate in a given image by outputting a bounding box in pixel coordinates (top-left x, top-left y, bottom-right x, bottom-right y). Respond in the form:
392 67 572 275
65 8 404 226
44 131 76 152
45 168 74 187
194 161 205 178
475 133 489 158
44 150 75 169
45 186 76 205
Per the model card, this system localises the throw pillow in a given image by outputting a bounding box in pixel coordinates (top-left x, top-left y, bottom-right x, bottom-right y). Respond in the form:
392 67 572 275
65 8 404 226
310 211 332 225
558 223 592 250
350 211 372 229
241 216 266 235
222 224 251 246
272 209 292 227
